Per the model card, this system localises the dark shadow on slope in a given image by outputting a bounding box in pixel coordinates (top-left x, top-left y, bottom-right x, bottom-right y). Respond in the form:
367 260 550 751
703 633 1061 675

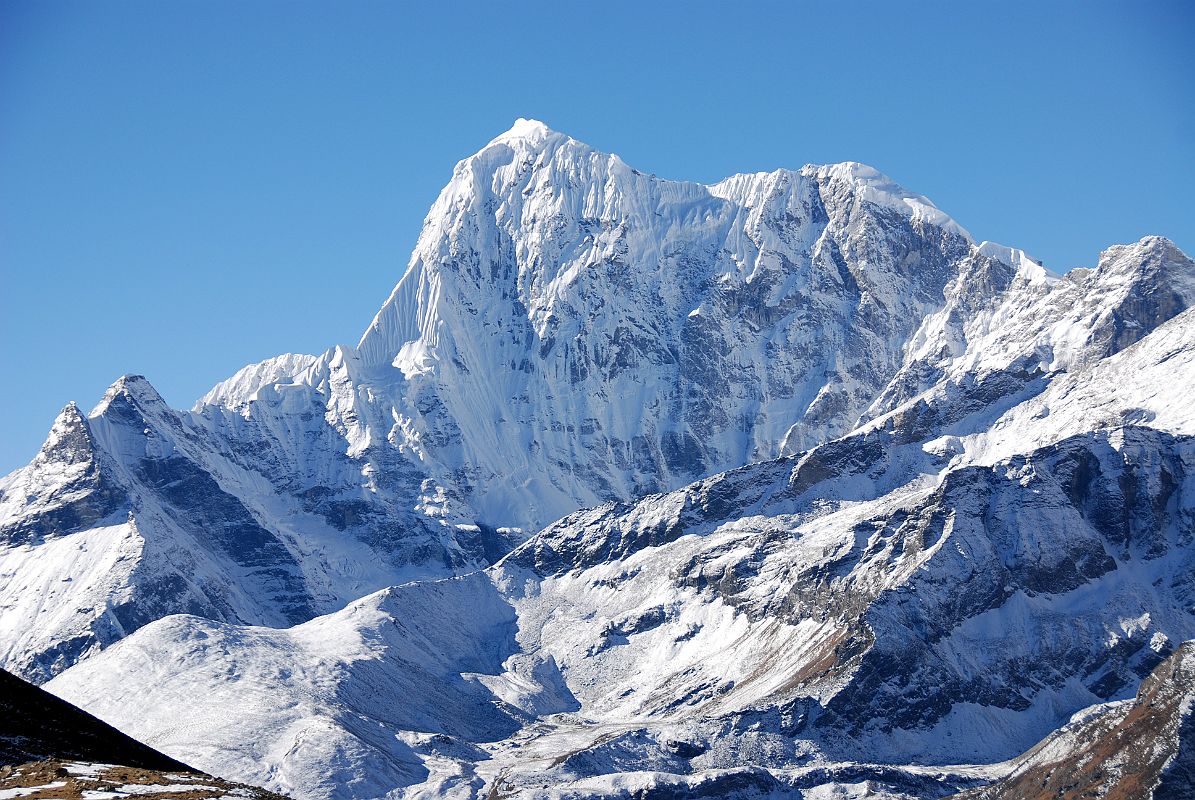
0 668 192 771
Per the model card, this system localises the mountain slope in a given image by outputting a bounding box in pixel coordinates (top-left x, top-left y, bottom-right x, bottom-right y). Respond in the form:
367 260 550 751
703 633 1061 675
0 375 495 683
45 292 1195 797
0 666 189 770
47 426 1195 798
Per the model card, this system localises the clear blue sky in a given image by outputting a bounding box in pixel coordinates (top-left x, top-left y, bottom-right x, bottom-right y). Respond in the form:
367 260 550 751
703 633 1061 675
1 0 1192 473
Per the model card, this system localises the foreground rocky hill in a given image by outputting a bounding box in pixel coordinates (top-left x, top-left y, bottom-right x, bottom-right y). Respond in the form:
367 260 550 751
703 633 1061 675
952 642 1195 800
1 667 289 800
0 666 187 770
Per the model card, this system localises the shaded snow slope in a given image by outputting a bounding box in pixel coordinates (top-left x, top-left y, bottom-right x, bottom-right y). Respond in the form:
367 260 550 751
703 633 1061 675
0 375 502 682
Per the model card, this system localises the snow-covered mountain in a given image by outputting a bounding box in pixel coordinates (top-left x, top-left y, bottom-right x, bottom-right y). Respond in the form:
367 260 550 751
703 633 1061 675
1 120 1008 681
3 120 1195 798
193 119 989 539
0 373 506 683
46 417 1195 797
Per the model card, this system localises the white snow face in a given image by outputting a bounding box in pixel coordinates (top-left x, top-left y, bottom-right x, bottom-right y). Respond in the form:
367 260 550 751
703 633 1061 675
350 124 977 526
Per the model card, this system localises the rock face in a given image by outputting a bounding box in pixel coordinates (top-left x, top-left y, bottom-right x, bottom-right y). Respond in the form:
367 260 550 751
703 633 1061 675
951 642 1195 800
3 121 1195 799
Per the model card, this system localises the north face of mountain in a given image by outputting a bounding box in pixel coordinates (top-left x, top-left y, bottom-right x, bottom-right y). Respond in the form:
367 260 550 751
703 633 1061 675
350 126 977 524
198 121 988 546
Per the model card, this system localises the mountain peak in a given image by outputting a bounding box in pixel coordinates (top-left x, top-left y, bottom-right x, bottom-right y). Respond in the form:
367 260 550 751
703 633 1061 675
474 118 577 159
34 402 95 467
976 240 1054 281
1105 234 1184 263
1097 235 1195 283
91 375 167 418
491 117 555 144
809 161 972 240
194 353 317 412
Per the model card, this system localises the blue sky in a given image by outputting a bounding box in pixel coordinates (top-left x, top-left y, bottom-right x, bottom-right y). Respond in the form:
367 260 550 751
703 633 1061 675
1 0 1192 473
